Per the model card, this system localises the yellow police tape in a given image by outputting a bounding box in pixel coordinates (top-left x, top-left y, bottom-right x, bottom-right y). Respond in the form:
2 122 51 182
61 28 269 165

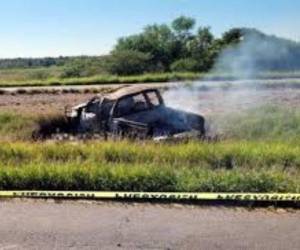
0 191 299 202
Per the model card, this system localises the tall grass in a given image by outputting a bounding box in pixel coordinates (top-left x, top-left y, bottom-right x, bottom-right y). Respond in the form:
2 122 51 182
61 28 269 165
1 140 300 169
1 105 300 192
0 112 35 140
214 105 300 141
2 104 300 141
0 141 299 192
0 162 297 192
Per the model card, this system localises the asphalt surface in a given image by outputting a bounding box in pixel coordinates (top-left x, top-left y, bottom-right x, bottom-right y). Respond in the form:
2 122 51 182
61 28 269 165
0 200 299 250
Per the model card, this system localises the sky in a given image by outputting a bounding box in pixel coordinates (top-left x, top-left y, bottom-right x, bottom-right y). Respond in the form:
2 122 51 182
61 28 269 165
0 0 299 58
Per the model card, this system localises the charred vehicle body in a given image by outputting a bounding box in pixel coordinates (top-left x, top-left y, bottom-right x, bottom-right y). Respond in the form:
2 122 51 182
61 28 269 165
66 86 205 139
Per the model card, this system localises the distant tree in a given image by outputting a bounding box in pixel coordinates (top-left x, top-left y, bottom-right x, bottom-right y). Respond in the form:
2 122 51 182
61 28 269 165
222 28 243 45
114 24 177 71
171 16 195 36
60 63 82 78
171 16 196 58
185 27 215 70
106 50 151 75
3 16 300 75
170 58 198 72
60 56 108 78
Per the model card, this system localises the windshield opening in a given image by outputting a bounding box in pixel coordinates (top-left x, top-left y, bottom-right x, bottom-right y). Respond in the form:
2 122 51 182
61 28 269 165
115 93 149 117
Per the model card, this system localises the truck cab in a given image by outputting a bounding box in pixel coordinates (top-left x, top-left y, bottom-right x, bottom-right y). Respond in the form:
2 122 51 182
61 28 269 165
66 86 205 139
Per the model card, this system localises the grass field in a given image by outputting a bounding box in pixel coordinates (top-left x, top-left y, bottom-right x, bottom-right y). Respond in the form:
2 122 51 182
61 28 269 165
1 67 300 87
0 71 202 87
0 105 300 192
0 141 299 192
1 105 300 141
0 112 36 140
213 105 300 141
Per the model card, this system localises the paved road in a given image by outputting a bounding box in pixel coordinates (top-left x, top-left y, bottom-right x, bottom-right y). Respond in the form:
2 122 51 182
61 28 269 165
0 200 299 250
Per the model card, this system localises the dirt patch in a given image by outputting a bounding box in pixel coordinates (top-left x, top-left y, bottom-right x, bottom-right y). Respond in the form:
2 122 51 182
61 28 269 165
0 92 96 115
2 87 300 116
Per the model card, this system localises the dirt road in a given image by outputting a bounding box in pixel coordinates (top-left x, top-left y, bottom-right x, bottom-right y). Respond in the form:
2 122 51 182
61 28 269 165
0 200 299 250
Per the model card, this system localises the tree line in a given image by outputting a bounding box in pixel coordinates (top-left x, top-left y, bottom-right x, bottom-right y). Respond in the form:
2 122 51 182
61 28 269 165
107 16 242 75
1 16 300 77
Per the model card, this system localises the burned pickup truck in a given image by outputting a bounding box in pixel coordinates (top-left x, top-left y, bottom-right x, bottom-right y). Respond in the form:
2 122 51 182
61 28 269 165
65 86 205 140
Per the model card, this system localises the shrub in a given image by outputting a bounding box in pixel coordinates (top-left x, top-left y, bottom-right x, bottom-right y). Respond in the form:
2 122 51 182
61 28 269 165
170 58 199 72
106 50 152 75
60 64 83 78
28 69 51 80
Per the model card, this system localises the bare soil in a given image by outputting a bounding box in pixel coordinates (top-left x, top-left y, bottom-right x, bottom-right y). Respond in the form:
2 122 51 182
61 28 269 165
2 87 300 116
0 92 96 115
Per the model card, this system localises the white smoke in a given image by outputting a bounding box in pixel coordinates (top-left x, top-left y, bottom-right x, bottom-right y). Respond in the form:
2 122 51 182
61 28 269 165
163 30 299 134
212 30 291 78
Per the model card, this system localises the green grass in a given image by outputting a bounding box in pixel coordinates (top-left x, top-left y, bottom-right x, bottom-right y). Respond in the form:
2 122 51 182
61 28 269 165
0 112 36 140
0 72 202 87
213 105 300 141
0 67 62 83
0 141 299 192
2 104 300 141
1 105 300 192
1 140 300 168
1 68 300 88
